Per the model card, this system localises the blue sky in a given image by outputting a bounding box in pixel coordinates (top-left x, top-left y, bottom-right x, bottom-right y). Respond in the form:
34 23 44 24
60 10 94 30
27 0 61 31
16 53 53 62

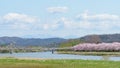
0 0 120 38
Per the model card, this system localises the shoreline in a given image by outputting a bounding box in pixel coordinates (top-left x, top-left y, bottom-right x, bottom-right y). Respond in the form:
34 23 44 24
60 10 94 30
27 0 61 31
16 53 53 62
0 57 51 60
57 51 120 56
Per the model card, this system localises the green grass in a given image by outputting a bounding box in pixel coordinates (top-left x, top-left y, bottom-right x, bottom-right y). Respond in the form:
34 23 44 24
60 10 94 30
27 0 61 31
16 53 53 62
0 58 120 68
57 51 120 56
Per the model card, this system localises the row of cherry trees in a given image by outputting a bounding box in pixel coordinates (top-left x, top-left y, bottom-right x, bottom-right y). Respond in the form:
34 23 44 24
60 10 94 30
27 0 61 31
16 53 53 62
72 42 120 52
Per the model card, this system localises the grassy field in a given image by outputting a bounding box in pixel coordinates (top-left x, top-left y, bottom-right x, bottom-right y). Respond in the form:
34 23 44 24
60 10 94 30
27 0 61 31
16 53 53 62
0 58 120 68
57 51 120 56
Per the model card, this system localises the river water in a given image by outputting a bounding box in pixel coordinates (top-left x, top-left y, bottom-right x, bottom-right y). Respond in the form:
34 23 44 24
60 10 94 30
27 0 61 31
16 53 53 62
0 51 120 61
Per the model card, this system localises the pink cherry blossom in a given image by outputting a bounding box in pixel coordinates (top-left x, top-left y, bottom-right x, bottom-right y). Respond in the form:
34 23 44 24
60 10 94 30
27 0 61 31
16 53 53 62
72 42 120 51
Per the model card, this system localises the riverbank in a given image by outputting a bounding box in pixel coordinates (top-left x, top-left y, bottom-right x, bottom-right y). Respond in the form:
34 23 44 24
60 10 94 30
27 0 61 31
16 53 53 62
0 58 120 68
57 51 120 56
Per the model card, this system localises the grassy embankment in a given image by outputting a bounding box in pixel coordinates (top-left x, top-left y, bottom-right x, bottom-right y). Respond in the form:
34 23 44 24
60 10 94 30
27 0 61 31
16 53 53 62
0 58 120 68
57 51 120 56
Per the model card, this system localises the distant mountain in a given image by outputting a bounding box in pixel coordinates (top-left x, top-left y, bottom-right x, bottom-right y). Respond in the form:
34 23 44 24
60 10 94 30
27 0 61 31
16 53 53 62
0 37 67 47
80 34 120 43
1 34 120 48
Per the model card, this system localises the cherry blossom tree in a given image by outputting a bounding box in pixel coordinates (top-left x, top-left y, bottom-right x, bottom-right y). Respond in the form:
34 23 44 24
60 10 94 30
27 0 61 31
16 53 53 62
72 42 120 52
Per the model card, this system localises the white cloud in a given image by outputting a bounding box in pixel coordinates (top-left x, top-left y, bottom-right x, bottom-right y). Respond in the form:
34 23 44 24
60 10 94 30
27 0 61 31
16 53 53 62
59 17 72 28
47 7 68 13
3 13 40 23
44 11 120 36
0 13 40 30
75 11 120 30
55 17 93 29
43 23 58 30
76 11 120 21
1 12 120 38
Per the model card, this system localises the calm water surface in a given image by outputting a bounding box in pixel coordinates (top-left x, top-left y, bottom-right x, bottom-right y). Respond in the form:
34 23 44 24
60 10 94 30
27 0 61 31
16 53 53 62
0 51 120 61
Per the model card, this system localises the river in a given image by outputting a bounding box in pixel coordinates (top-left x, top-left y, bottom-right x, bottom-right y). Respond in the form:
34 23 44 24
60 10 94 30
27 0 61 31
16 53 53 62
0 51 120 61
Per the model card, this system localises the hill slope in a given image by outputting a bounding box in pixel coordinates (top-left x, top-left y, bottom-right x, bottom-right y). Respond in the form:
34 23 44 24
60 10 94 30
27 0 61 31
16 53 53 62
59 39 83 48
80 34 120 43
59 33 120 47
